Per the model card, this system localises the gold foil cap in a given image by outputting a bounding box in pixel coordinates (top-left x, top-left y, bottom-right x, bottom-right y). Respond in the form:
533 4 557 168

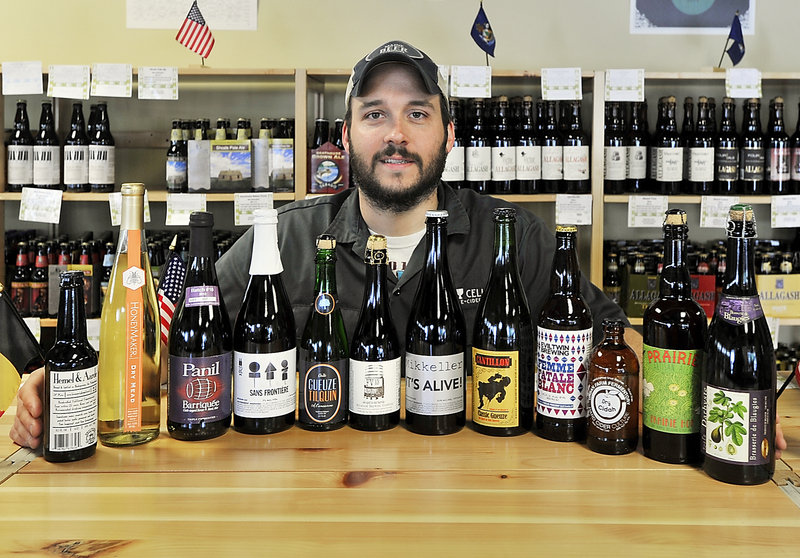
556 225 578 233
663 210 687 225
121 183 145 196
366 234 387 251
365 235 388 265
729 203 755 222
316 234 336 250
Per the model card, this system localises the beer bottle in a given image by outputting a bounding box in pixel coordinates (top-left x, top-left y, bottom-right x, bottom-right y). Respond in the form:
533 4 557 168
215 118 227 140
442 99 465 190
642 209 707 464
405 210 466 435
541 100 563 193
654 96 682 195
465 99 491 194
680 97 695 192
63 103 90 192
535 225 592 442
603 251 622 305
702 204 776 485
791 99 800 194
331 118 345 149
30 242 49 318
89 103 115 193
715 97 740 195
688 97 714 195
10 242 31 317
7 100 34 192
491 96 516 195
766 97 791 194
472 208 534 436
515 95 541 194
33 102 61 190
740 99 765 195
625 101 649 194
604 102 626 195
587 319 639 455
166 120 188 193
311 118 329 149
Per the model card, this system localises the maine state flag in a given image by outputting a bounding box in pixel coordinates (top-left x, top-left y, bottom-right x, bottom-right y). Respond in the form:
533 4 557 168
726 13 745 65
471 3 495 57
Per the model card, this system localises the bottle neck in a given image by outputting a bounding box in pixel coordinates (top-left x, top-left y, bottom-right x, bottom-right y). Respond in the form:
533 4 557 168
550 232 580 295
602 325 625 346
120 193 144 233
186 225 216 286
660 228 692 298
725 234 757 295
423 221 448 280
363 256 389 314
493 218 518 273
720 105 736 132
771 106 785 133
56 283 88 344
314 251 338 297
250 221 283 276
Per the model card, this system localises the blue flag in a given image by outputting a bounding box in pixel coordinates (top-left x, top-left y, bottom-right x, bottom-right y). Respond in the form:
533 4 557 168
470 4 495 57
726 14 745 65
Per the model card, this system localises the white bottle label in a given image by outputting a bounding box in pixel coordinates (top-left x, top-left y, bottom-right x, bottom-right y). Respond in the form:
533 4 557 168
626 146 648 179
604 146 626 180
441 145 465 181
491 146 516 180
405 352 464 416
233 349 297 419
33 146 61 186
689 147 715 182
768 147 791 181
63 145 89 184
7 145 33 184
541 145 563 180
465 146 491 181
536 327 592 418
656 147 683 182
48 365 98 452
89 145 115 184
563 145 589 180
515 145 541 180
349 357 402 415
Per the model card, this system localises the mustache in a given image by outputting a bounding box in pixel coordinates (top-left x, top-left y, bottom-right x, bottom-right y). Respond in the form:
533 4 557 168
370 144 423 167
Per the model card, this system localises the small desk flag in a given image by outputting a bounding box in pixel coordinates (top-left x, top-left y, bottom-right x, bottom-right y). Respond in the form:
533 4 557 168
470 3 496 58
726 13 745 66
176 1 215 59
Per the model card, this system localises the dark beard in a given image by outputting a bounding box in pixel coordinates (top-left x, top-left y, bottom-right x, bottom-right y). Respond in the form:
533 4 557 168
350 137 448 213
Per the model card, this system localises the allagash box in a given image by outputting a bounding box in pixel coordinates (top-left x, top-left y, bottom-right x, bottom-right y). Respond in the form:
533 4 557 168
756 274 800 318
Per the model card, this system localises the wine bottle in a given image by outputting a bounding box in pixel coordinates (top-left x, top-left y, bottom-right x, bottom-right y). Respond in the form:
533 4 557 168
89 102 115 193
535 225 592 442
604 102 626 195
166 119 188 193
43 270 98 463
63 103 90 193
442 99 465 190
233 208 296 435
702 204 776 485
562 100 590 194
715 97 740 195
472 208 533 436
349 234 402 431
516 95 541 194
491 96 516 195
298 234 349 431
7 100 34 192
465 99 491 194
98 183 160 446
168 211 232 441
33 102 61 190
680 97 695 193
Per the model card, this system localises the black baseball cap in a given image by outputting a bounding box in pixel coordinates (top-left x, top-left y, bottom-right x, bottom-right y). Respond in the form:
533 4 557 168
345 40 448 108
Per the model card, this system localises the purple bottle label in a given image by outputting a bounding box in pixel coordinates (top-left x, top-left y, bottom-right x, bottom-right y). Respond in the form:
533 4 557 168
169 353 232 424
185 285 220 307
715 295 764 325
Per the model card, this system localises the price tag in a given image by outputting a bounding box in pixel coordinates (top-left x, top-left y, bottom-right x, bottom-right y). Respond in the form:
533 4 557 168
449 65 491 98
166 193 206 226
137 66 179 100
86 319 101 352
109 191 152 226
1 61 43 95
605 69 644 102
234 193 274 226
541 68 582 100
555 194 592 225
47 64 90 100
627 195 668 228
771 194 800 228
91 63 133 97
765 317 779 351
19 187 62 224
725 68 762 99
700 195 739 228
22 317 41 343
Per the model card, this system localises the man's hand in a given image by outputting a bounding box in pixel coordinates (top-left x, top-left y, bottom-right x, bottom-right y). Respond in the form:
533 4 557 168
776 416 787 461
8 368 44 449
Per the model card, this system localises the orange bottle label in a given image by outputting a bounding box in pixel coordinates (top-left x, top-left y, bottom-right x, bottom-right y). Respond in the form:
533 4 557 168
124 229 144 432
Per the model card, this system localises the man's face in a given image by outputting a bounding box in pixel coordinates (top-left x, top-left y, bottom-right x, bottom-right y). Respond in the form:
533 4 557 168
344 63 455 213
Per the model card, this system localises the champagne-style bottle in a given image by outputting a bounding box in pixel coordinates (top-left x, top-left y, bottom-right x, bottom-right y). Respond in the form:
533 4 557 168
43 270 98 463
472 208 533 436
89 102 115 193
98 183 160 446
535 225 592 442
491 96 516 195
349 235 401 431
33 102 61 190
625 101 649 194
516 95 541 194
168 211 232 440
7 100 34 192
604 102 626 194
740 99 765 195
166 119 188 193
298 234 349 431
63 103 90 193
233 209 296 435
465 99 491 194
562 100 590 194
541 100 563 193
654 96 682 195
766 97 791 195
715 97 740 195
702 204 776 485
442 99 465 190
642 209 706 464
405 210 466 435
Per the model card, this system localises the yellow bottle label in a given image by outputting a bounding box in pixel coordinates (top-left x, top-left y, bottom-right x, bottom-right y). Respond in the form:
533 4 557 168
472 348 519 428
124 229 144 432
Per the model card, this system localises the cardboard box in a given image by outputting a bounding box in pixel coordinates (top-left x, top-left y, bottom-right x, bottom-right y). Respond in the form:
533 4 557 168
624 273 659 318
208 140 252 191
308 142 349 194
756 274 800 319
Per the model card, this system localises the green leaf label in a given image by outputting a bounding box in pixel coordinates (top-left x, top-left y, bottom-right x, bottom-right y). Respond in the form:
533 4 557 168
642 344 702 434
701 384 771 466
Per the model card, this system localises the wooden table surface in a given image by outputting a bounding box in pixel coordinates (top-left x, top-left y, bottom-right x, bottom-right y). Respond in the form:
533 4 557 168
1 380 798 557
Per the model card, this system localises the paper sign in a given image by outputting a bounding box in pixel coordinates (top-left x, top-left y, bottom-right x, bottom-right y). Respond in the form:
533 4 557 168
2 61 44 95
726 68 762 99
449 65 492 99
700 195 739 229
91 63 133 97
771 194 800 228
234 193 274 226
19 187 63 224
555 194 592 225
765 317 779 351
627 195 668 228
108 191 152 226
87 318 101 352
138 66 178 100
541 68 582 100
605 69 645 102
166 193 206 226
126 0 258 30
47 65 91 100
23 318 41 343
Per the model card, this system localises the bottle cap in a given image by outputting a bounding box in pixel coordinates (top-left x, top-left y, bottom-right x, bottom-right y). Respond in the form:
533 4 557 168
59 270 85 287
120 183 145 196
729 203 755 222
366 234 387 251
601 317 625 330
189 211 214 228
555 225 578 233
253 208 278 225
425 210 448 219
663 209 687 226
316 234 336 250
775 96 784 104
493 207 516 220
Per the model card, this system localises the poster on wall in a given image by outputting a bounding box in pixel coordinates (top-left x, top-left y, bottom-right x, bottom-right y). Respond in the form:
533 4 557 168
630 0 755 34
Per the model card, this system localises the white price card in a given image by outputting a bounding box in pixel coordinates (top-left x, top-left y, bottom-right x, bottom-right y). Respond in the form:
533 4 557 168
19 187 62 224
86 319 101 352
2 61 43 95
765 317 779 351
47 65 91 100
726 68 762 99
166 193 206 226
449 65 492 99
108 191 152 226
137 66 178 100
700 195 739 229
541 68 582 100
771 194 800 228
234 193 274 226
23 317 41 344
627 195 668 228
91 63 133 97
555 194 592 225
605 69 645 102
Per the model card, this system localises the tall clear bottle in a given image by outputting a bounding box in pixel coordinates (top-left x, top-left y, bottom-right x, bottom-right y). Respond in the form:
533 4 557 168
7 100 34 192
233 209 296 435
98 183 160 446
33 102 61 190
405 210 466 435
89 102 115 193
349 235 402 431
63 103 90 192
472 208 533 436
702 204 776 485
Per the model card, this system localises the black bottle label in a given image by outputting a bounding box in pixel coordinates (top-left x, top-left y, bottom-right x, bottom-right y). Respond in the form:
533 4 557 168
715 147 738 181
298 351 347 424
702 384 771 466
472 348 519 428
740 148 765 180
47 365 98 452
168 353 232 424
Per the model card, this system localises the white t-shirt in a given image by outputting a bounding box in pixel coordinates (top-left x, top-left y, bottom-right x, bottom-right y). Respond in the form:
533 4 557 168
370 228 425 278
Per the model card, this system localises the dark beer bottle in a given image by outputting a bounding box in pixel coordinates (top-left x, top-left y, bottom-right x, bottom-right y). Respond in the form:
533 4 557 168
535 225 592 442
33 102 61 190
625 101 649 194
654 96 682 195
465 99 491 194
7 100 34 192
702 204 776 485
405 210 466 435
604 102 626 195
491 96 516 195
587 318 639 455
680 97 695 192
89 102 115 193
541 100 563 193
603 251 622 305
63 103 90 192
791 100 800 194
349 235 402 431
715 97 740 194
562 100 590 194
30 242 49 318
766 97 791 194
298 235 349 431
331 119 345 149
442 99 465 190
311 118 330 149
233 209 296 435
515 95 541 194
642 209 707 464
43 271 99 463
10 242 31 317
688 97 714 195
740 99 765 195
472 208 533 436
166 119 188 193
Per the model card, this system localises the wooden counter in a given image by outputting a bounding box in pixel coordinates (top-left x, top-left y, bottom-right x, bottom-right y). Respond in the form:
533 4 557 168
1 382 798 557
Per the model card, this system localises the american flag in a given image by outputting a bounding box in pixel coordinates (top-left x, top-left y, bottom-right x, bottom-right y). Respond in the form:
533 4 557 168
175 1 215 59
157 239 186 346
